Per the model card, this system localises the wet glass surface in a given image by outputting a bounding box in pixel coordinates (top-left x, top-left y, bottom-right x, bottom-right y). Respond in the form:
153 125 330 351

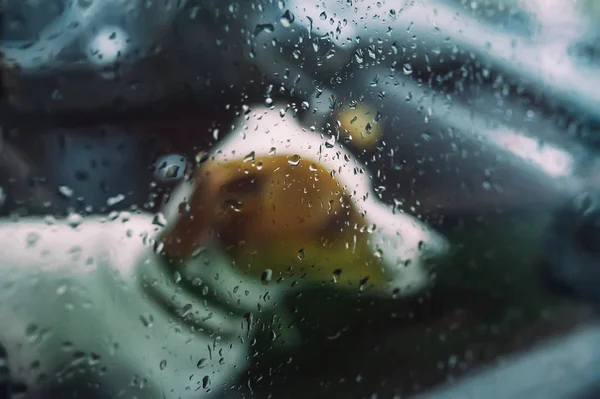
2 1 600 398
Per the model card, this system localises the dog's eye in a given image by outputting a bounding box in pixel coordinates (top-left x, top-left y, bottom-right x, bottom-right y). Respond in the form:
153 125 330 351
220 174 265 197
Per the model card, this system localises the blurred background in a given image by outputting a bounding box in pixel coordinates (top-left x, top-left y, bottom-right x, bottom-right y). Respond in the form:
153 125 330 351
3 0 600 397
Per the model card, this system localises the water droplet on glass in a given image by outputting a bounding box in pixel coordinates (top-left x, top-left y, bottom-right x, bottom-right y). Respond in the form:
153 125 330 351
254 23 275 35
329 95 337 110
243 151 256 163
159 359 167 370
354 49 364 64
173 271 182 284
224 199 244 212
67 213 83 228
325 135 336 148
297 249 305 260
140 313 154 328
61 341 74 352
269 147 277 156
56 285 68 296
359 276 370 291
107 194 125 207
202 375 211 389
195 151 209 164
26 232 41 248
264 97 274 107
280 10 295 27
403 63 413 75
261 269 273 285
197 358 208 368
153 154 188 183
89 352 101 365
153 213 167 227
301 101 310 110
153 241 164 255
58 185 74 198
319 11 327 20
287 155 301 166
25 324 39 342
192 246 207 259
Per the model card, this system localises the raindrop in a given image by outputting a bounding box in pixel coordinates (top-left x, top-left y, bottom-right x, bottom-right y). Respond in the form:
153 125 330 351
264 97 274 107
195 151 209 164
254 23 275 35
89 352 101 365
58 185 74 199
153 241 164 255
197 358 208 368
192 246 207 259
224 199 244 212
61 341 74 352
173 271 182 284
301 101 310 110
359 276 370 290
329 94 337 109
67 213 83 228
261 269 273 285
25 324 39 342
26 232 41 248
159 359 167 370
202 375 210 389
140 313 154 328
56 285 68 296
107 194 125 207
297 249 305 260
243 151 256 163
403 63 413 75
332 268 342 283
354 49 364 64
319 11 328 20
287 155 301 166
280 10 295 27
152 213 167 227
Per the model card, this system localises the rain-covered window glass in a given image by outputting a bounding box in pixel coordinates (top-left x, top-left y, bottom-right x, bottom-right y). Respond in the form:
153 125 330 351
2 0 600 398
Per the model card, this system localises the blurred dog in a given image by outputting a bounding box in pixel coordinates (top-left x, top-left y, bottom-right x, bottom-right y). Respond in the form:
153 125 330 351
0 106 447 398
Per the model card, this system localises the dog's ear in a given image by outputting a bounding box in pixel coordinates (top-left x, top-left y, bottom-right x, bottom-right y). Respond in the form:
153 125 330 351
159 162 226 259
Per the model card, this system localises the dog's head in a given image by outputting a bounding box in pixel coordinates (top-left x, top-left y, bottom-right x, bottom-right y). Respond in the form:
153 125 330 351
160 107 448 297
